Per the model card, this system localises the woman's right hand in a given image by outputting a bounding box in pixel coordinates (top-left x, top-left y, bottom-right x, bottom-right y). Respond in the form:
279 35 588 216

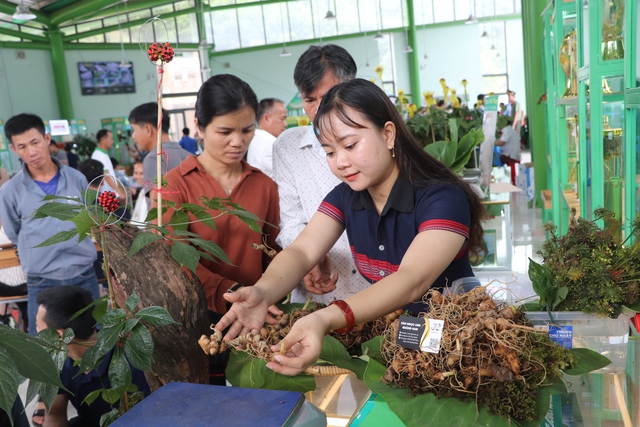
215 286 270 340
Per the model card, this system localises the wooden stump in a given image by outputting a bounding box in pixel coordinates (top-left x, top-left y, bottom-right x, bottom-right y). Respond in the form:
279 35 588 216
102 224 209 390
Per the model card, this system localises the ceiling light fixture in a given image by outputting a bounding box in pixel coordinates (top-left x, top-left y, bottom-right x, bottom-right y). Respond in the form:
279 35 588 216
481 30 488 37
324 10 336 20
374 31 384 40
464 0 478 24
279 47 291 57
278 0 291 57
116 3 131 69
400 0 412 54
13 1 36 21
374 0 384 40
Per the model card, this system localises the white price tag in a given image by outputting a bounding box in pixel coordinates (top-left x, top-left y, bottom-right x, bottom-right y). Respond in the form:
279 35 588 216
420 318 444 353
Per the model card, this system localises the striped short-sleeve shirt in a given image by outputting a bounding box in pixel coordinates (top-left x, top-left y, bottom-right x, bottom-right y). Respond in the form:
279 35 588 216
318 176 473 315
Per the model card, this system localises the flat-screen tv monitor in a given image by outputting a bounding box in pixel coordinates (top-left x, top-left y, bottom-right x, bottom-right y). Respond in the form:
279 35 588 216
78 61 136 95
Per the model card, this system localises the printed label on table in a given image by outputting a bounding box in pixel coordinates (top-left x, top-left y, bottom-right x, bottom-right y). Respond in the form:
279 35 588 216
395 315 444 353
548 325 573 349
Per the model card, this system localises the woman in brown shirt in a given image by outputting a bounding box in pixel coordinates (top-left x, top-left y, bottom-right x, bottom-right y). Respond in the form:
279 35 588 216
163 74 280 315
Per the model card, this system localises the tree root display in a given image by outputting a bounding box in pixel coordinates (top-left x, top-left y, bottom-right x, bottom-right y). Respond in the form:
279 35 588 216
381 286 576 421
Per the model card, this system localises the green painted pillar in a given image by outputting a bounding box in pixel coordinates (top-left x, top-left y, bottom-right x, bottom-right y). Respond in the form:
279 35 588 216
406 0 420 105
46 28 74 119
521 0 548 207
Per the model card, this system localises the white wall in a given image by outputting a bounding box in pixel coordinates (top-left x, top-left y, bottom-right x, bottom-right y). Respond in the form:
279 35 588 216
0 48 59 122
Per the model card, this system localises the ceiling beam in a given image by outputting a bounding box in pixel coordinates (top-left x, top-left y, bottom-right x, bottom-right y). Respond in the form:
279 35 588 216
0 26 48 42
49 0 122 26
0 0 51 26
63 7 196 42
72 0 178 23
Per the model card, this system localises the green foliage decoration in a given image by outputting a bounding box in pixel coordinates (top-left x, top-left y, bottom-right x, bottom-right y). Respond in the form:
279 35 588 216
528 208 640 317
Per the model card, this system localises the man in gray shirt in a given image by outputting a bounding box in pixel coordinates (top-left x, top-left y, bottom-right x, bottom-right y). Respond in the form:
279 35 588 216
128 102 190 204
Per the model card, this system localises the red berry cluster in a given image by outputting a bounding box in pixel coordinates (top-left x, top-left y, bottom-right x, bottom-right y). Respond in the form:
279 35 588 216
97 191 119 213
148 42 175 64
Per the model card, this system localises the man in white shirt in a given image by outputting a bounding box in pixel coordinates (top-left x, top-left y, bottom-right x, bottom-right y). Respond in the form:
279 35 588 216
273 44 370 304
91 129 125 199
246 98 288 179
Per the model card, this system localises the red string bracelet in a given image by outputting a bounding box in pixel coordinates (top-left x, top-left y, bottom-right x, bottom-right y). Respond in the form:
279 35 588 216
329 300 355 334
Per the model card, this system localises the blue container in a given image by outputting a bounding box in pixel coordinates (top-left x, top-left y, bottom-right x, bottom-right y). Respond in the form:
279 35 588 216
111 382 326 427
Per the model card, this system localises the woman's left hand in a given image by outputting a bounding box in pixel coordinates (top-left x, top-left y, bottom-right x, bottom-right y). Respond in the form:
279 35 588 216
266 313 328 376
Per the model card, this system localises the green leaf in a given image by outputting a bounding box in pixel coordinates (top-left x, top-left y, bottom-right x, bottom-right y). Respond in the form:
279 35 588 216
83 389 103 406
528 259 553 305
122 318 141 335
79 323 125 373
200 196 225 211
100 408 120 427
551 286 569 310
0 326 65 390
33 201 80 221
518 301 544 312
82 188 98 205
424 140 457 167
101 388 121 405
0 346 22 426
108 348 132 394
171 241 200 272
363 357 514 427
172 229 200 238
135 307 179 327
39 382 59 412
169 209 190 232
361 336 383 361
448 118 459 144
128 232 163 258
225 209 262 233
188 238 232 265
179 203 206 214
34 230 78 248
125 293 139 313
193 211 216 230
319 336 367 380
92 297 110 324
72 209 94 242
70 295 108 322
563 348 611 376
145 207 158 222
100 309 127 328
226 350 315 392
123 324 154 372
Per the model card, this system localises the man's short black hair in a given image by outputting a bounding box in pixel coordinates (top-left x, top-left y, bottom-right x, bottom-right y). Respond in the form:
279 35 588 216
96 129 111 142
5 113 46 144
36 285 96 340
477 94 485 101
293 44 357 96
129 102 170 134
182 127 190 136
257 98 285 122
436 100 445 107
78 159 104 186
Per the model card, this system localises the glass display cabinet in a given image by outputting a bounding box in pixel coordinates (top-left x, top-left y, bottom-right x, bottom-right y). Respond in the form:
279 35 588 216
542 0 579 235
544 0 638 241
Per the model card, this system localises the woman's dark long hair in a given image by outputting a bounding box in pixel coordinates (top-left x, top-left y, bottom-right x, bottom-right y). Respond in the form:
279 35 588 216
313 78 485 257
195 74 259 130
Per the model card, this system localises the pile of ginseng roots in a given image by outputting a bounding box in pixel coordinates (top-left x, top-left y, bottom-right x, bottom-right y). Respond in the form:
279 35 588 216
198 303 403 362
381 286 575 421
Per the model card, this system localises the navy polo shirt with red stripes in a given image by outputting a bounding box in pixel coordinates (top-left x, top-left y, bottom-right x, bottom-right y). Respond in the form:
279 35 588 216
318 176 473 315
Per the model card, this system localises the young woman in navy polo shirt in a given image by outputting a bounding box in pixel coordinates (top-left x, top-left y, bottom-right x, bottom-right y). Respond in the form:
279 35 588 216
217 79 485 376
